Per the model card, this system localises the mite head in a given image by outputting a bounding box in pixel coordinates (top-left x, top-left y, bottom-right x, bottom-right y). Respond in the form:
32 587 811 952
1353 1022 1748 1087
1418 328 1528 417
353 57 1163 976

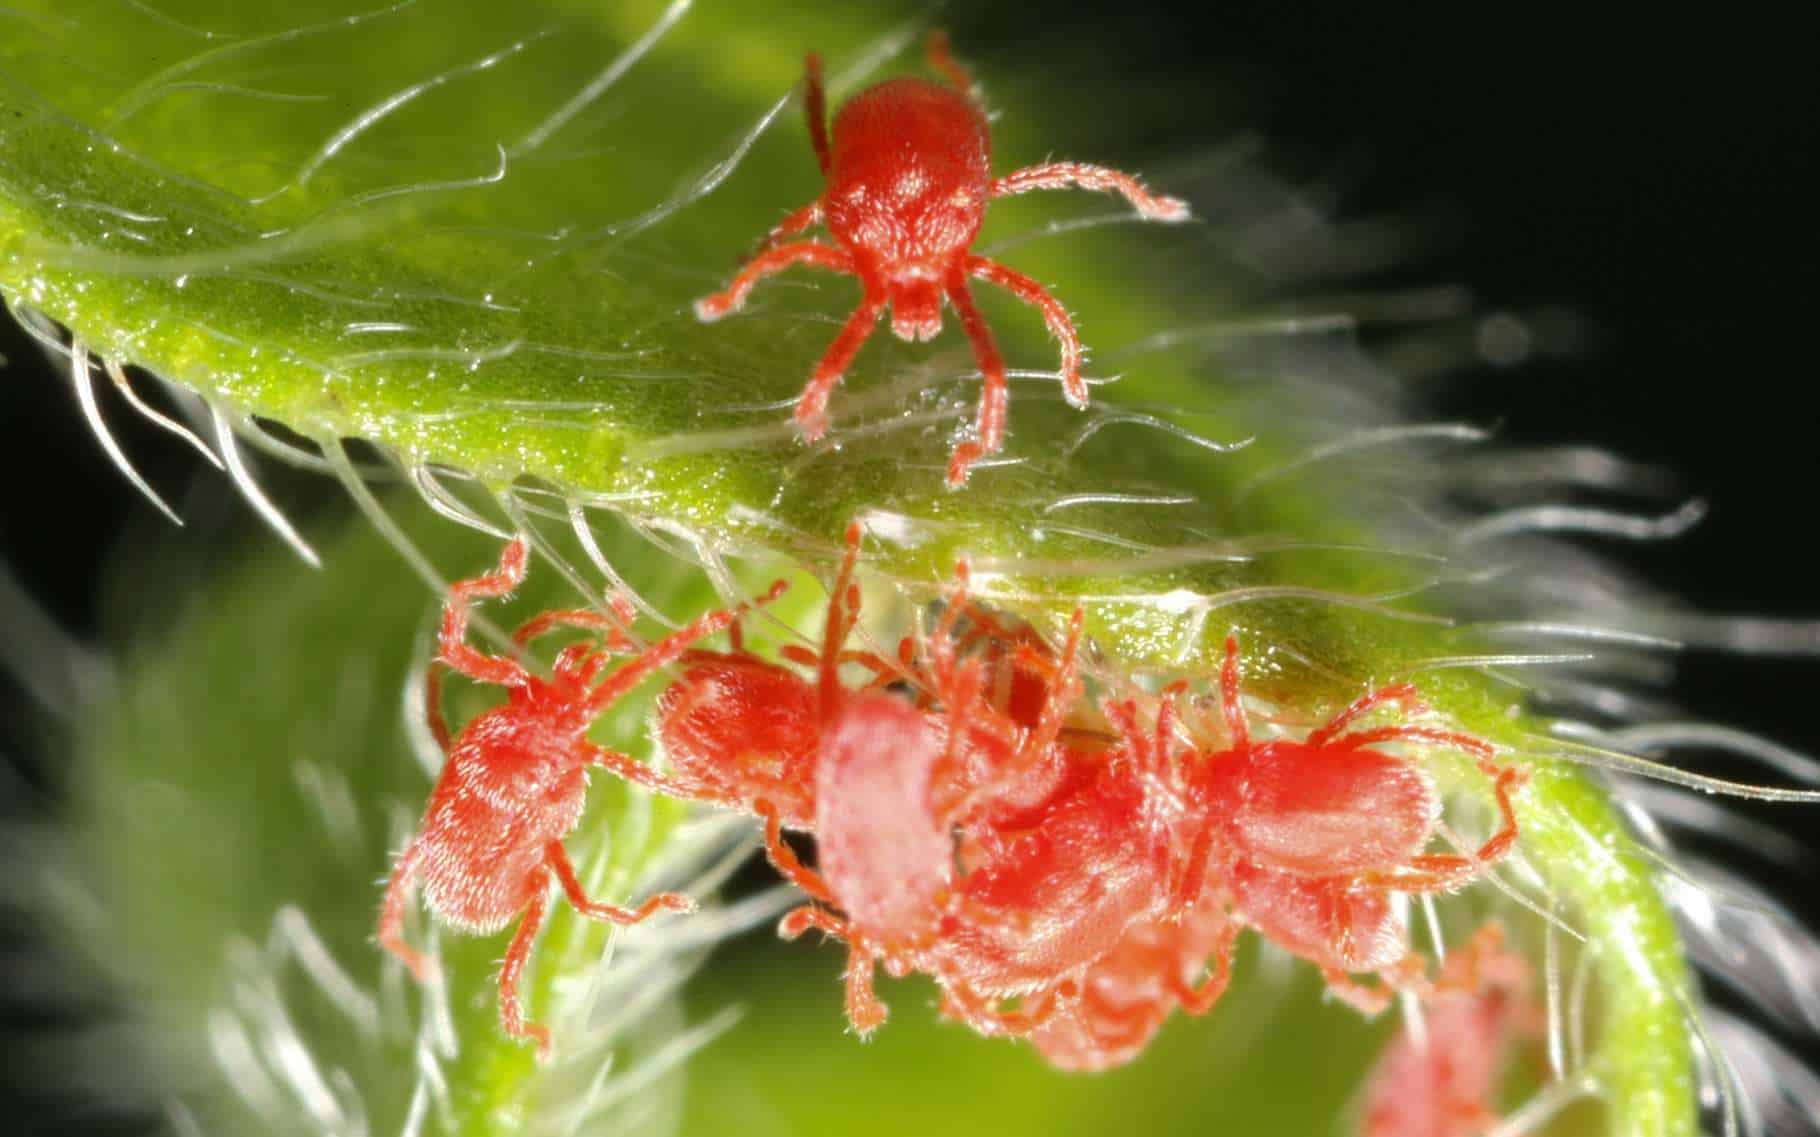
886 269 944 342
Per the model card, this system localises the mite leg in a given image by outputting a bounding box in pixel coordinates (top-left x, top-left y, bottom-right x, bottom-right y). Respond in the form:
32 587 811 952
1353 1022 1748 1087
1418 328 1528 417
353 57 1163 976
546 840 694 925
512 594 638 653
1105 695 1201 908
583 580 787 717
804 53 829 176
1321 968 1396 1017
779 645 907 691
792 294 886 442
1017 607 1085 765
842 948 888 1036
942 272 1010 487
378 839 434 983
1304 683 1428 748
941 981 1070 1038
1322 954 1430 1017
927 656 995 811
990 161 1190 222
695 242 853 322
779 904 850 941
1331 724 1497 764
1170 921 1241 1015
1437 921 1530 997
582 741 713 802
1218 636 1251 748
440 537 533 688
514 615 630 689
551 644 609 687
513 599 640 686
815 521 867 715
499 880 553 1058
756 799 836 902
922 558 976 692
926 30 977 98
1150 678 1190 762
751 201 825 260
1376 766 1528 891
967 255 1087 409
779 905 888 1035
1148 680 1219 912
423 661 452 756
1075 1000 1166 1057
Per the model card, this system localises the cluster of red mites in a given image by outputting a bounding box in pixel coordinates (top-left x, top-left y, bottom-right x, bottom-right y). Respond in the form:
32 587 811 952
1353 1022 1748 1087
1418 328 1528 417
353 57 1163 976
380 527 1527 1073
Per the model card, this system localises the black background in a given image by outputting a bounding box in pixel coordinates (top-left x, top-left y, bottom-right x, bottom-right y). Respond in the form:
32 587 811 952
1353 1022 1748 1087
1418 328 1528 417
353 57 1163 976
3 1 1818 1128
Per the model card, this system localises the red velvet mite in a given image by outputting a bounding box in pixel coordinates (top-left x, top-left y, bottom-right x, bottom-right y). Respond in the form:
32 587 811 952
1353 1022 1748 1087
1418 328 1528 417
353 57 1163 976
1176 637 1527 1014
377 537 778 1057
695 31 1190 487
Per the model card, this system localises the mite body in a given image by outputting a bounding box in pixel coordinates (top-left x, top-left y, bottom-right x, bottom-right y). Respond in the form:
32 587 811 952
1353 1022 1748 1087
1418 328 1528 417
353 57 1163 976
649 528 1526 1068
407 710 593 938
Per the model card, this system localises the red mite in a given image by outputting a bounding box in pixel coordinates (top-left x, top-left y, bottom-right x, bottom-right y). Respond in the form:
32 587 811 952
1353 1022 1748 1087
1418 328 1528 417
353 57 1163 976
377 537 779 1057
1176 638 1527 1013
1359 922 1536 1137
695 31 1191 487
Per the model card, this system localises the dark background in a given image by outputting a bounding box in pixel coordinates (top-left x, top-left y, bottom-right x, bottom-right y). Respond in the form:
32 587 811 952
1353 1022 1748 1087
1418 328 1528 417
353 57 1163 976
3 1 1818 1128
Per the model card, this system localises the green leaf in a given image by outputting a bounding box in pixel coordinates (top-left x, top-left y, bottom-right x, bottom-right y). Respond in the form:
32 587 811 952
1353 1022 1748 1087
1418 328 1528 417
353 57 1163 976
4 1 1717 1133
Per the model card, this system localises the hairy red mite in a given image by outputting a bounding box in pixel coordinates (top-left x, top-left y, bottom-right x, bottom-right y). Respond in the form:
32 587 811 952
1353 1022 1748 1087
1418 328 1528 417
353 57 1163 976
694 31 1190 487
377 537 779 1057
1178 637 1527 1013
1359 922 1536 1137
